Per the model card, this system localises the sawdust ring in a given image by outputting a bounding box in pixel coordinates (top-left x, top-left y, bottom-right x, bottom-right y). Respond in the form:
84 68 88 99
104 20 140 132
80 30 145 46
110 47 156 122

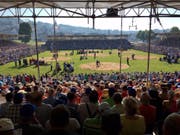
80 62 129 71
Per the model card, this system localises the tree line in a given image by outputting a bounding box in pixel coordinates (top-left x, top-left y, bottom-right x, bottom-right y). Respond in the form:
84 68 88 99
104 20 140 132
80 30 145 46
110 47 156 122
136 26 180 42
18 22 180 44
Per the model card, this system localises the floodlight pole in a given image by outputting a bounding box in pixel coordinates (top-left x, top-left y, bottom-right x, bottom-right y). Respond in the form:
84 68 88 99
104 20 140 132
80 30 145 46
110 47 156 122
32 1 40 81
92 0 95 29
146 1 153 84
119 16 123 73
53 8 58 79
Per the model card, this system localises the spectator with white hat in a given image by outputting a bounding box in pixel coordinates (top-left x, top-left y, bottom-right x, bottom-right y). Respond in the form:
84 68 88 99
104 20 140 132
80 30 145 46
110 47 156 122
0 118 14 135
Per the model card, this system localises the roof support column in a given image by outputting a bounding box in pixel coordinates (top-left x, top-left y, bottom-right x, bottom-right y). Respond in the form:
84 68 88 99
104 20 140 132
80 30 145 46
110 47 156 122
32 1 40 81
146 1 153 85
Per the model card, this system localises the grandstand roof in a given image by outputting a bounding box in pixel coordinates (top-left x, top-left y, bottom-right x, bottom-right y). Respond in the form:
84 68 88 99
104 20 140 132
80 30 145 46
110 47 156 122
47 34 128 40
0 0 179 9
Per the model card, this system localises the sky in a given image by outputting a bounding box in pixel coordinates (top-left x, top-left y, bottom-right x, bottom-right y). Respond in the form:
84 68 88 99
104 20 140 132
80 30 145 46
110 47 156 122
36 17 180 31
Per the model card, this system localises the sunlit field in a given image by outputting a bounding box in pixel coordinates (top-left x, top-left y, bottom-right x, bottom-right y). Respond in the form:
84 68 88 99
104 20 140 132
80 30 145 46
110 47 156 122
0 49 179 77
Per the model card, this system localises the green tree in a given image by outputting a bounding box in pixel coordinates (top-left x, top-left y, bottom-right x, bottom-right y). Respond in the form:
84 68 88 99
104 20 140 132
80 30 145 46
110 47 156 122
136 30 155 42
18 22 32 43
170 26 180 33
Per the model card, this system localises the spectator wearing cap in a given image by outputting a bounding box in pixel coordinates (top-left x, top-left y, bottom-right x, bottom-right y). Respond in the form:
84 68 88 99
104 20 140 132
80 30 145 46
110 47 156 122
83 102 111 135
0 93 13 117
163 113 180 135
19 103 44 135
111 92 124 114
0 118 14 135
43 88 56 107
78 90 99 125
6 93 23 125
120 97 145 135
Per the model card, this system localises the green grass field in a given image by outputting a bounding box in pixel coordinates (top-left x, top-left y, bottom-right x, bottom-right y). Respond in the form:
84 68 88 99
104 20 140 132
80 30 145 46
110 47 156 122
0 49 179 77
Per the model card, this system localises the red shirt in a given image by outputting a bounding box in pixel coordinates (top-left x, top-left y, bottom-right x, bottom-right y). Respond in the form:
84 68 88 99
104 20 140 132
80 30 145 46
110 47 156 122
139 104 156 125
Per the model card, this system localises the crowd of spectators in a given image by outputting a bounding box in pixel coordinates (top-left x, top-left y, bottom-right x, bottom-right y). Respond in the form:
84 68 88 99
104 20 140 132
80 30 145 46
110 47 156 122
0 40 38 65
133 44 180 63
44 39 132 50
0 71 179 135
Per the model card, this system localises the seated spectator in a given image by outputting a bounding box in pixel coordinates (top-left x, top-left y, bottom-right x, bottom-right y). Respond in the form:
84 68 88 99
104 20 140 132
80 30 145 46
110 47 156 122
163 113 180 135
111 92 124 114
139 93 156 134
177 99 180 114
19 103 44 135
163 90 178 118
0 118 14 135
78 90 98 125
42 105 78 135
120 97 145 135
0 93 13 117
31 91 52 127
101 113 122 135
6 93 23 125
43 88 56 107
103 82 115 107
80 87 92 103
67 92 79 121
83 102 111 135
121 85 128 98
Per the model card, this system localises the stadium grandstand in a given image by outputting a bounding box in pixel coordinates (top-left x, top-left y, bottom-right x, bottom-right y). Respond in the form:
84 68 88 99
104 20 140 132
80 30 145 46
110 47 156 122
44 35 132 50
0 1 180 135
0 34 38 65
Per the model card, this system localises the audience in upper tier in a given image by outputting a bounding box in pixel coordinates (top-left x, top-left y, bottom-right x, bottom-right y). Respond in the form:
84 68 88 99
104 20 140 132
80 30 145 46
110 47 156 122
0 71 179 135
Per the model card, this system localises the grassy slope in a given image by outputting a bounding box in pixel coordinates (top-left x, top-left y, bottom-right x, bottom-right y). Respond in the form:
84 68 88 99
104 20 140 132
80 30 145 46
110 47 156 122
0 49 179 77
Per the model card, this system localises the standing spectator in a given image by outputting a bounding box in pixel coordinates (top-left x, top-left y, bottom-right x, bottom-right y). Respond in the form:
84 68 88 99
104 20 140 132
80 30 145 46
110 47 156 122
0 93 13 117
127 57 130 65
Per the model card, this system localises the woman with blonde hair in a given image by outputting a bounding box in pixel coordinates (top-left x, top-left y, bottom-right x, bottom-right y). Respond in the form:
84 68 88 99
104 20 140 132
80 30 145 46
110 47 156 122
120 97 145 135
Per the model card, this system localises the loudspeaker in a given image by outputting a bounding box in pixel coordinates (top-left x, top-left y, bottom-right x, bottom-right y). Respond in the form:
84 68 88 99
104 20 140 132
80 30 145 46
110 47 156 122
106 8 118 17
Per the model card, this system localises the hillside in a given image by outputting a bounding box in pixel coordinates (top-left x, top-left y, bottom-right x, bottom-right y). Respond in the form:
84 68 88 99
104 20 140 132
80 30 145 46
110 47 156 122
0 18 168 42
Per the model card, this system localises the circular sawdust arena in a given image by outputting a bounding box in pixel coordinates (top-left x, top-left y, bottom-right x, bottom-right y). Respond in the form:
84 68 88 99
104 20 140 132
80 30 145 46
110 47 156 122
80 62 129 71
87 53 108 58
40 57 71 62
